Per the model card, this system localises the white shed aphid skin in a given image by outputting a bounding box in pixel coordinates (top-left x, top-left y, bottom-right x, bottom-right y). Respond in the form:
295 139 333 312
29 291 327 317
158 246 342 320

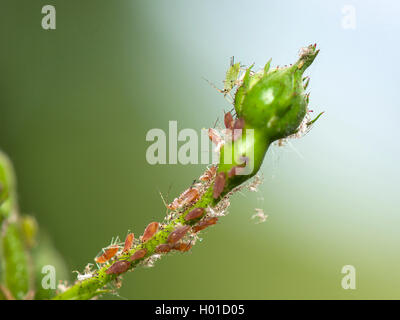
251 208 268 224
75 272 93 281
57 281 69 294
73 263 96 281
206 206 226 218
143 254 162 268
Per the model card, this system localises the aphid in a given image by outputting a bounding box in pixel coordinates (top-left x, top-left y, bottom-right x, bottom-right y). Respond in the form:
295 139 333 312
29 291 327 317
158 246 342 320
230 118 245 141
142 222 159 242
199 165 217 182
213 172 226 199
155 243 172 254
208 128 224 152
224 112 234 129
208 128 225 153
184 208 205 222
75 272 93 281
233 118 245 130
171 242 192 252
167 225 191 244
204 57 241 102
192 217 219 233
228 166 239 178
105 260 131 275
167 187 200 210
95 245 119 264
208 128 222 143
228 157 248 178
129 248 147 262
223 58 241 96
123 233 134 253
167 198 180 211
180 188 200 206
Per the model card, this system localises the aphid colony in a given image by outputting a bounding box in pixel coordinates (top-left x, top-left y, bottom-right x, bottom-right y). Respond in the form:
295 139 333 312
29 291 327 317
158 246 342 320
93 210 220 276
207 112 246 153
91 110 253 278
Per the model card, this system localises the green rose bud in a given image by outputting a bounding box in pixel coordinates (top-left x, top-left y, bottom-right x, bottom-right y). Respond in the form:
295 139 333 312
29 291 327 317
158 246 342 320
235 44 319 141
217 44 320 195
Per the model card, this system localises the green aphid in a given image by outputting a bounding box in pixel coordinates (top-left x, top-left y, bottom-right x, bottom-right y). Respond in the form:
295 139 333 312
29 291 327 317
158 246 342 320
222 57 241 95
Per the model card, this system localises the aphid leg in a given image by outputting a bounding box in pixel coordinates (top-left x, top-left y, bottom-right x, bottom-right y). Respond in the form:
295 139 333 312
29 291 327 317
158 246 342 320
158 190 170 212
202 77 226 94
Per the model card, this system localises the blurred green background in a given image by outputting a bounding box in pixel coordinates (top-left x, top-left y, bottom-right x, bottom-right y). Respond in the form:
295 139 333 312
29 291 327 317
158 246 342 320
1 0 399 299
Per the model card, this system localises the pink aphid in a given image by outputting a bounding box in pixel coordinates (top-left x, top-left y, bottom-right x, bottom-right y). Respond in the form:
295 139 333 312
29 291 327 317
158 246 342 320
199 165 217 182
192 217 219 233
95 245 119 264
184 208 205 222
171 242 192 252
180 188 200 206
208 128 222 144
129 248 147 262
230 118 245 141
106 260 130 275
208 128 224 152
234 118 245 130
224 112 234 129
123 233 134 253
167 188 200 210
142 222 159 242
155 244 172 254
167 225 191 244
228 156 249 178
213 172 226 199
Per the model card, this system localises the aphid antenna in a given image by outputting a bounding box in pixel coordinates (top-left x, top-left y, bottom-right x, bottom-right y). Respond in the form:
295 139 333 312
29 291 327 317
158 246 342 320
190 179 197 188
109 236 120 247
201 76 225 94
158 189 170 212
212 117 220 129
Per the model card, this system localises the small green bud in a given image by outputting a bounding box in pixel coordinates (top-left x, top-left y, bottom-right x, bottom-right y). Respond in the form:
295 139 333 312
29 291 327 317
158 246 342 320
0 159 10 205
21 215 38 248
2 223 30 300
0 151 16 209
